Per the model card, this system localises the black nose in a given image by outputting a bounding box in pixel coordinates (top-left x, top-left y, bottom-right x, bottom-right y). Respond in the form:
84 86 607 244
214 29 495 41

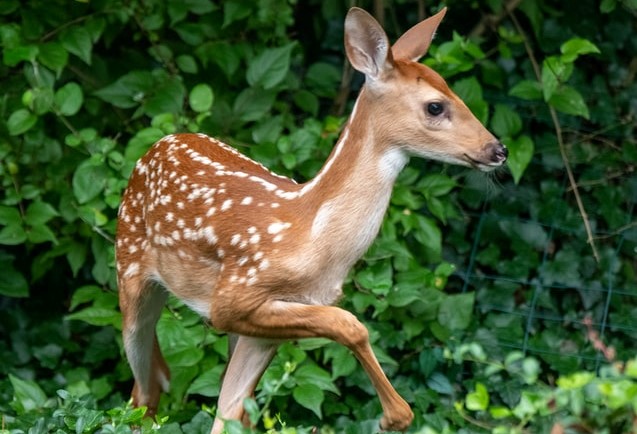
491 141 508 163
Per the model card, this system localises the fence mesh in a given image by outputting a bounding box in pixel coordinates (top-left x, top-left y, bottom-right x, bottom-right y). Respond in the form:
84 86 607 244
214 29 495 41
452 167 636 371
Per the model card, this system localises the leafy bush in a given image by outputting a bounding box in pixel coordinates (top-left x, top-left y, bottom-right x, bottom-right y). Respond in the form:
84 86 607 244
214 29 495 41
1 0 636 432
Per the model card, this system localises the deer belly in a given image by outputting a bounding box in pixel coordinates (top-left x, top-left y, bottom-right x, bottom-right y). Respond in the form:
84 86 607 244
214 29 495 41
154 250 221 319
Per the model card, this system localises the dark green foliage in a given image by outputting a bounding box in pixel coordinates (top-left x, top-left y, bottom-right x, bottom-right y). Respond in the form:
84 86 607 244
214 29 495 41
1 0 636 432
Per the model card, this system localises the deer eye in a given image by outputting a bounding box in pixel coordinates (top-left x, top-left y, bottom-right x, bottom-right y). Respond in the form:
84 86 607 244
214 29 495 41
426 102 445 116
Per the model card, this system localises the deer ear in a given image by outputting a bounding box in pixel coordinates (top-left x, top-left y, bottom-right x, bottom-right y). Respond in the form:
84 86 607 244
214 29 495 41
344 7 393 80
391 7 447 61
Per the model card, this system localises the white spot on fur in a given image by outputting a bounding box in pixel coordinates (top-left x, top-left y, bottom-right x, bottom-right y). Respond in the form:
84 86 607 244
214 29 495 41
221 199 233 211
267 222 291 234
123 262 140 278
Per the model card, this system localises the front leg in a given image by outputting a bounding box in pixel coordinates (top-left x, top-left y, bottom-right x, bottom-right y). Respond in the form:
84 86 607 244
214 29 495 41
212 300 413 431
211 336 278 434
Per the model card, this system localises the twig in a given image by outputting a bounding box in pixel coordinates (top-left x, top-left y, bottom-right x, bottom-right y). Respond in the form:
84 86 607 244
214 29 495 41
583 316 616 362
470 0 523 38
507 11 600 263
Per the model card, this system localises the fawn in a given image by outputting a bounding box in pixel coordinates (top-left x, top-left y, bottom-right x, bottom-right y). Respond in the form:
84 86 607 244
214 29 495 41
115 6 507 433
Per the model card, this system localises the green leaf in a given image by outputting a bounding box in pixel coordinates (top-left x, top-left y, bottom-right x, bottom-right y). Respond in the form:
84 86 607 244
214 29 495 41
295 363 339 394
541 56 572 101
126 127 165 162
427 372 454 395
94 70 153 108
222 1 251 27
72 159 109 204
0 205 22 225
7 108 37 135
491 104 522 138
3 44 38 66
466 382 490 411
189 83 214 113
67 242 87 276
143 75 186 116
233 88 276 122
0 260 28 297
9 374 48 412
38 42 68 75
176 54 198 73
60 26 92 64
509 80 542 101
503 135 534 184
25 201 58 225
549 85 590 119
419 174 457 197
452 77 488 123
66 306 121 327
0 224 27 245
560 38 600 62
27 223 57 244
438 292 475 331
293 90 319 116
55 82 84 116
293 383 324 419
413 215 442 260
187 365 224 397
246 43 295 90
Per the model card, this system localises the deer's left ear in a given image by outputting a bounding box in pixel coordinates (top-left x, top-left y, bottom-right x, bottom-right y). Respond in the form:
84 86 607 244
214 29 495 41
392 7 447 62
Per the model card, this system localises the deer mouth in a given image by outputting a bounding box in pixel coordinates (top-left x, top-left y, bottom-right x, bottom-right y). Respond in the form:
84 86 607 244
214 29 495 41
463 153 506 172
463 142 508 172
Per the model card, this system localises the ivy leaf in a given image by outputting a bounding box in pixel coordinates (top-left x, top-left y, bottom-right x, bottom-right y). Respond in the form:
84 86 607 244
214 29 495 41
189 83 214 113
72 159 109 204
419 174 457 197
293 383 324 419
8 374 48 412
143 75 185 116
7 109 37 136
65 306 121 328
491 104 522 138
541 56 572 101
426 372 454 395
0 224 27 245
187 365 225 397
3 44 38 66
27 223 57 244
295 363 339 394
60 26 93 64
560 38 600 62
222 1 251 28
438 292 475 331
55 82 84 116
0 260 28 297
233 88 276 122
466 382 490 411
38 42 68 76
94 70 153 109
246 43 295 90
503 135 534 184
549 86 590 119
509 80 542 101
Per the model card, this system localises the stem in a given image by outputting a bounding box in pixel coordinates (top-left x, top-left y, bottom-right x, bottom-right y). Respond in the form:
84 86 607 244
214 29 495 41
507 11 600 263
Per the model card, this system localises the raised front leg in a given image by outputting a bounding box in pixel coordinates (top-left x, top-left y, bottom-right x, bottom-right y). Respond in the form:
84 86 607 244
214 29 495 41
213 300 413 431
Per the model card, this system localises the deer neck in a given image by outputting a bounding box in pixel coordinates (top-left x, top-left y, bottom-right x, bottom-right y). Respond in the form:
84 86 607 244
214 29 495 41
299 88 409 260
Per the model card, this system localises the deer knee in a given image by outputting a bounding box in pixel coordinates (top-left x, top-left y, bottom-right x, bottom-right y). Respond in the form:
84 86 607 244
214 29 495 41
335 311 369 349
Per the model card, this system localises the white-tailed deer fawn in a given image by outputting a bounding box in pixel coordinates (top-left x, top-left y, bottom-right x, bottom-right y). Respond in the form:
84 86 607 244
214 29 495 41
116 6 507 433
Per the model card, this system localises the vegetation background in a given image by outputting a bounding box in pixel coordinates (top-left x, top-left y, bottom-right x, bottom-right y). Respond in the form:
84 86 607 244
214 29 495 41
1 0 636 433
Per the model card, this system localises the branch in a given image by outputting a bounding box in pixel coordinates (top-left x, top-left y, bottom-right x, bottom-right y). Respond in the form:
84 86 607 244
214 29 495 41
507 10 600 263
470 0 523 38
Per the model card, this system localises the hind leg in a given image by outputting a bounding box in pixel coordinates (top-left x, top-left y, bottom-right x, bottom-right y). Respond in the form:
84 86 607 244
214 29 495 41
119 274 169 417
